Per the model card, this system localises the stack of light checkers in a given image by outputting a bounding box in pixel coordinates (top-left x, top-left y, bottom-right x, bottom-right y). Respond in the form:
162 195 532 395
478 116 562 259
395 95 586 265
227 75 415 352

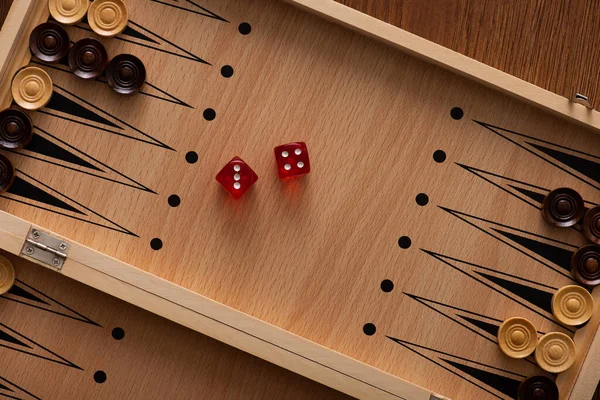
494 187 600 400
497 284 593 372
0 0 146 196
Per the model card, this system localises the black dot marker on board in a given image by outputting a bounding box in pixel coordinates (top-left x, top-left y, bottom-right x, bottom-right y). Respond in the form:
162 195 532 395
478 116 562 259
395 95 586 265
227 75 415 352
398 236 411 249
221 65 234 78
381 280 394 293
203 108 216 121
186 151 199 164
450 107 464 120
238 22 252 35
433 150 446 163
168 195 181 207
112 328 125 340
150 238 163 250
363 323 376 336
416 193 429 206
94 371 107 384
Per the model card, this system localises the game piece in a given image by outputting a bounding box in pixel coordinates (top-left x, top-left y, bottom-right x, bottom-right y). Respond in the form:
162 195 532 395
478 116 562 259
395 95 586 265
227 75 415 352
0 154 15 194
497 317 537 358
0 256 15 295
541 188 585 227
517 376 559 400
68 38 108 79
0 108 33 149
570 244 600 287
10 66 53 110
87 0 129 37
274 142 310 179
215 157 258 199
48 0 89 25
535 332 576 373
29 22 70 63
552 285 594 326
583 206 600 244
105 54 146 95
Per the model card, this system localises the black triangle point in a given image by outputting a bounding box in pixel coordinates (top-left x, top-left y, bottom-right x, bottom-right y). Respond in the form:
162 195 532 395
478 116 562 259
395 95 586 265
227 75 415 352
404 292 502 344
474 120 600 191
0 329 29 348
457 315 500 337
439 206 577 280
528 141 600 186
2 279 101 327
0 374 41 400
46 92 118 128
2 170 137 237
18 126 156 193
25 133 101 171
508 184 545 204
492 228 573 272
74 19 211 64
456 163 547 210
442 359 520 399
421 249 573 332
8 284 47 304
474 271 553 313
387 336 523 400
42 84 174 150
32 59 192 108
151 0 229 22
0 322 81 369
456 163 597 237
8 176 83 214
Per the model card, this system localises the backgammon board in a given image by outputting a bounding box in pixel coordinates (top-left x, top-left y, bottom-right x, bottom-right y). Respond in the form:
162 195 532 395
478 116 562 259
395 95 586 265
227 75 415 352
0 250 347 399
1 0 600 399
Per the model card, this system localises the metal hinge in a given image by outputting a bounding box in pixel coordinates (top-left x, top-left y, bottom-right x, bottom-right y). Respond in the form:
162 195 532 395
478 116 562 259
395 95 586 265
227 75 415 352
21 228 71 269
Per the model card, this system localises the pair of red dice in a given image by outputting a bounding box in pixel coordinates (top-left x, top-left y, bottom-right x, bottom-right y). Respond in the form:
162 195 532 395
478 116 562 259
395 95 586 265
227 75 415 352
216 142 310 199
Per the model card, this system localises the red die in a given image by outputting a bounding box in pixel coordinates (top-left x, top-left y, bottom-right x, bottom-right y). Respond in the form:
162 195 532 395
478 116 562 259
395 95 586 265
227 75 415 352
274 142 310 179
215 156 258 199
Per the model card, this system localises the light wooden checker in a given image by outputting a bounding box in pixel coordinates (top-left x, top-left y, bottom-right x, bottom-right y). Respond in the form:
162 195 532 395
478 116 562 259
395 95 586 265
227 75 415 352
1 0 600 399
0 250 347 399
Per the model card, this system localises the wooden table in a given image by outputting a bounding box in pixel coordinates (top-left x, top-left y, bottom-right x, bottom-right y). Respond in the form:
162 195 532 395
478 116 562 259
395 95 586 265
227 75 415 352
338 0 600 110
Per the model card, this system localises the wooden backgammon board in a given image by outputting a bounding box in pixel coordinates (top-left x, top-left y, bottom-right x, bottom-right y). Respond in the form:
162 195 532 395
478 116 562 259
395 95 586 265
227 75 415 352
2 0 600 399
0 250 348 399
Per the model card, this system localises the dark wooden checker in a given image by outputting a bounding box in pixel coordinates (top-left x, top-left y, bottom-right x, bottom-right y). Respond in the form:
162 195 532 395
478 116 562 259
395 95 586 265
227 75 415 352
0 250 348 399
1 0 600 399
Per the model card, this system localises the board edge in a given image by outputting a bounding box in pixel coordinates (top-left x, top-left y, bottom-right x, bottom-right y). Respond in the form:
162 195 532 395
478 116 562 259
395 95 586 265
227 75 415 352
280 2 600 397
282 0 600 135
0 210 438 400
0 0 48 110
556 286 600 400
0 0 596 398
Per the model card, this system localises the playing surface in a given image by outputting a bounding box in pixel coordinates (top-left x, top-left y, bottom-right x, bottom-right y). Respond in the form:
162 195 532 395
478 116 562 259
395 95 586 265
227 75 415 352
1 0 600 398
0 250 347 399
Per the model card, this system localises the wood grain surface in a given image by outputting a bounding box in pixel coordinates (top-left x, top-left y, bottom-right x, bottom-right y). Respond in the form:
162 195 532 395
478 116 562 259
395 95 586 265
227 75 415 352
0 250 349 399
336 0 600 110
1 0 599 110
1 0 600 398
1 0 600 399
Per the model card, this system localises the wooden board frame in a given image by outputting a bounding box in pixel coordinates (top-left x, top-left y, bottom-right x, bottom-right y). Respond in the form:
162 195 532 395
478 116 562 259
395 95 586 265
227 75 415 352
0 1 599 399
